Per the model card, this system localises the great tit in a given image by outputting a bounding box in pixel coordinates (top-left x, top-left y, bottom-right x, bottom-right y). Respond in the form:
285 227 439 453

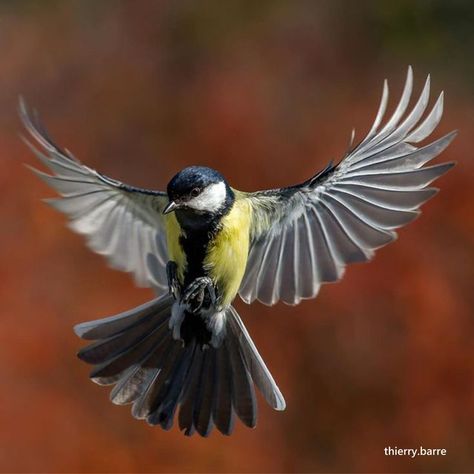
22 67 455 437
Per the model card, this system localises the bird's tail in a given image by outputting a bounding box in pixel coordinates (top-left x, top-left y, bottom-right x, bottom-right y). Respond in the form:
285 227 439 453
74 294 286 436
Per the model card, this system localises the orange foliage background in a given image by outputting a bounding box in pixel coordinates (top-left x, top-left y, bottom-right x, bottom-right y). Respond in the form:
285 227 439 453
0 1 473 472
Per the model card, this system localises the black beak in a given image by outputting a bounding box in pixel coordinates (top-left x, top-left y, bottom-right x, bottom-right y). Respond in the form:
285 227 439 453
163 200 178 214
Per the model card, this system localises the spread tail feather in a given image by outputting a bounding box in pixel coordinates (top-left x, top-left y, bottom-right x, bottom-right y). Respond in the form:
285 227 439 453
74 295 285 436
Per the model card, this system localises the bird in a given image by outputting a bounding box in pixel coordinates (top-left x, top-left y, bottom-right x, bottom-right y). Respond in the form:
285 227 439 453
21 67 455 437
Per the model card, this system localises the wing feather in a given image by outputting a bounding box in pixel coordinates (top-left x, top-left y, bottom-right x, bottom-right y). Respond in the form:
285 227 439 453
21 99 170 291
295 214 317 298
279 222 298 303
308 205 343 282
239 69 455 306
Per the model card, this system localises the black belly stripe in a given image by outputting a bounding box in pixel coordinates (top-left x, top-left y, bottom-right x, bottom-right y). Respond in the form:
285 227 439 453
175 202 232 289
180 228 213 287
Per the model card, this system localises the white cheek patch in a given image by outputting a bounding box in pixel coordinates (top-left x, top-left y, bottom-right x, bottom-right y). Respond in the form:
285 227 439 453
188 181 227 212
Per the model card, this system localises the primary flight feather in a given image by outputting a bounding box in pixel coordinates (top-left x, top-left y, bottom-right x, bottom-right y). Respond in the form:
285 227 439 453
22 67 455 436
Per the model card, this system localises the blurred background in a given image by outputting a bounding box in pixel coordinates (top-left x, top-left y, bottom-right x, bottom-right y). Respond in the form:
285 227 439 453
0 1 473 472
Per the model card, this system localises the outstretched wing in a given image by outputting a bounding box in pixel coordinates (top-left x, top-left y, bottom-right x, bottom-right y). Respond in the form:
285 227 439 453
20 99 170 292
238 67 456 306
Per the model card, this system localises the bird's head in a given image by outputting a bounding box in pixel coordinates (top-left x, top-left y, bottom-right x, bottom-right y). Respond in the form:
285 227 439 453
164 166 234 227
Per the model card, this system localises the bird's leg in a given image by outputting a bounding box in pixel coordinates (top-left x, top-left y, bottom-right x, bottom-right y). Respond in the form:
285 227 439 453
166 261 180 300
182 276 216 313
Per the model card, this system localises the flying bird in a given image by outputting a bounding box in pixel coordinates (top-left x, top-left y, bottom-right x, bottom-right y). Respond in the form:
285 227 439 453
22 67 455 436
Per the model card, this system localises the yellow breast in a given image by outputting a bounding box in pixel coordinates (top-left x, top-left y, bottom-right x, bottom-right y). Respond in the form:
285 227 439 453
204 198 251 307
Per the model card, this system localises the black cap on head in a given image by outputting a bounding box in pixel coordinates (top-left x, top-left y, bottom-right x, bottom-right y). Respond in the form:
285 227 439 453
165 166 234 228
167 166 227 200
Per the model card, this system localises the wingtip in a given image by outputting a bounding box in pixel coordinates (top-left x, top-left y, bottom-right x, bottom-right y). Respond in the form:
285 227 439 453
18 96 33 126
349 128 356 148
424 73 431 89
427 186 440 198
438 161 457 175
275 395 287 411
445 129 459 142
23 162 46 177
18 94 27 113
437 90 445 108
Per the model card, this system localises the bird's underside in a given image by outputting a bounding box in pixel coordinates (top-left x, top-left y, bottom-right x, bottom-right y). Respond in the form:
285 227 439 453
22 67 455 436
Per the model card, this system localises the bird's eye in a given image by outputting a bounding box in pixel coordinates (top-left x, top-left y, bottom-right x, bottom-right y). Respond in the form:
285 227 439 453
190 187 200 197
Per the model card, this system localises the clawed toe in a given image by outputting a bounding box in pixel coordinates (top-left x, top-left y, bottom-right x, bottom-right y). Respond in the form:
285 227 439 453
182 277 215 312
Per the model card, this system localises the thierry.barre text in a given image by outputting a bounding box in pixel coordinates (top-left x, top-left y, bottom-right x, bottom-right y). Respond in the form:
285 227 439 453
384 446 447 458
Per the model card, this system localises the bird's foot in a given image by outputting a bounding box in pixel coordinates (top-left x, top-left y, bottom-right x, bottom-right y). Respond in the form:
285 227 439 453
182 276 216 313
